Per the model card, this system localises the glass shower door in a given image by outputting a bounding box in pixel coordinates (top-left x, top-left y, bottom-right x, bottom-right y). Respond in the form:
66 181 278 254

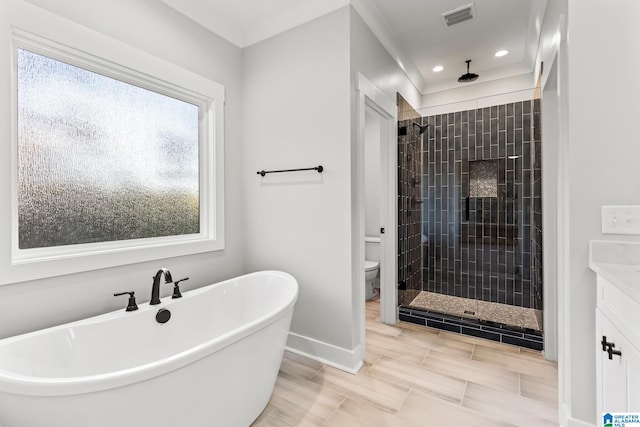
397 115 423 307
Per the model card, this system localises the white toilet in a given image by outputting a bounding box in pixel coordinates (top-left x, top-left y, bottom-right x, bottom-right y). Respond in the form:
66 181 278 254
365 260 379 300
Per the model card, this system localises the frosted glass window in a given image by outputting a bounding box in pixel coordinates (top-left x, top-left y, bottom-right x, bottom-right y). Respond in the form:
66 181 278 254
17 49 200 249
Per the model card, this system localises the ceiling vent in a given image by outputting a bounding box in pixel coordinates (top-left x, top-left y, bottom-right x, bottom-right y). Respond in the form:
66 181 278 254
441 3 476 27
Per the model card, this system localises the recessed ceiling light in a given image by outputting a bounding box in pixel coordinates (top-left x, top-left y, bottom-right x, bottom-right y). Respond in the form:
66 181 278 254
495 50 509 57
432 65 444 72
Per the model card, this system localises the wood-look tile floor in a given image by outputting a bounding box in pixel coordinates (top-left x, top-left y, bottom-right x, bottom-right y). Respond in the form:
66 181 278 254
251 298 559 426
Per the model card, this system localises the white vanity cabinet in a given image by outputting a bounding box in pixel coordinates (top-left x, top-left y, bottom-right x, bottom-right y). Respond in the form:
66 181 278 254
595 275 640 416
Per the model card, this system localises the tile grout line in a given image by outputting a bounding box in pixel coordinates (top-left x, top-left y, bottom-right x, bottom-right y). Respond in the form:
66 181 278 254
319 396 347 427
308 365 324 381
460 380 470 407
419 347 431 366
392 386 413 424
517 371 522 398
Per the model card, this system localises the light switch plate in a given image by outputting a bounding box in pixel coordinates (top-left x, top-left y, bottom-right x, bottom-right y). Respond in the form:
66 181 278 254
602 206 640 235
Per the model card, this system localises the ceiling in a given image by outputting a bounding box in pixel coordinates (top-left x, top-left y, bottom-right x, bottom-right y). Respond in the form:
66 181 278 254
159 0 547 94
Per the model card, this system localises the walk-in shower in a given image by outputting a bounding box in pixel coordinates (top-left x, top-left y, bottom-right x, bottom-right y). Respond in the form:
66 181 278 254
398 95 543 350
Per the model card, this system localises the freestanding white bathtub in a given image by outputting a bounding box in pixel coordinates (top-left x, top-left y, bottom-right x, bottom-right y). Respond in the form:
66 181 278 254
0 270 298 427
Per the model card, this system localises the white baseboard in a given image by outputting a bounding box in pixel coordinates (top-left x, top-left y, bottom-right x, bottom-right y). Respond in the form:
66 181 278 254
567 418 595 427
561 403 596 427
285 331 363 374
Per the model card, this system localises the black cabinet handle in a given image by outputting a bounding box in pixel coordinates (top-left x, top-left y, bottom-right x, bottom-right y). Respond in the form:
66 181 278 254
607 346 622 360
601 335 622 360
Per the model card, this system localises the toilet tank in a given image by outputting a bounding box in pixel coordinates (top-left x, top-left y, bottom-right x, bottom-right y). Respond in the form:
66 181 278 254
365 236 380 262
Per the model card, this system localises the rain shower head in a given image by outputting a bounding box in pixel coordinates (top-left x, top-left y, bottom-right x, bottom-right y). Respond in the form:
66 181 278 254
413 122 429 135
458 59 479 83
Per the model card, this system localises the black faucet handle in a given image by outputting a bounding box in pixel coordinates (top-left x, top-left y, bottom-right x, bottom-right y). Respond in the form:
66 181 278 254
114 291 139 311
172 277 189 299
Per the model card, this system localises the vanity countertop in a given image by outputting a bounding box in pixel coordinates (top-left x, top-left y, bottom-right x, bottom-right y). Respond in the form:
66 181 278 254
589 240 640 306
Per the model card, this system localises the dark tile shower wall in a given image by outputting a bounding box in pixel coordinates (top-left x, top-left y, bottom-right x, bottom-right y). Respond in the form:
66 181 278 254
421 100 542 310
397 94 422 305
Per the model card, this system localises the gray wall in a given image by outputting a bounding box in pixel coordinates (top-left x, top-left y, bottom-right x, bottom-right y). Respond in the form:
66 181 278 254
242 8 355 364
241 6 421 369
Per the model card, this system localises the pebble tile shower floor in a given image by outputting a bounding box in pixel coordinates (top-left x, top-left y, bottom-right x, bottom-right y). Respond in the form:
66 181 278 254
409 291 542 330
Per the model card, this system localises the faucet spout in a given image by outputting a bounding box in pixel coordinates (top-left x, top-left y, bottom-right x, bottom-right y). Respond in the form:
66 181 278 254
150 268 173 305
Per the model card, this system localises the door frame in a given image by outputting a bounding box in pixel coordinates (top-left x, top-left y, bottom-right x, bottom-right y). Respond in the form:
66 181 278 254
354 73 398 364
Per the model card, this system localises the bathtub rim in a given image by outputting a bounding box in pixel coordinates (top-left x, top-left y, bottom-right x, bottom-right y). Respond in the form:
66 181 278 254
0 270 298 397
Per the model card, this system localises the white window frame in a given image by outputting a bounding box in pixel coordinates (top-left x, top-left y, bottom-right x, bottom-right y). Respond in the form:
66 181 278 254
3 27 225 285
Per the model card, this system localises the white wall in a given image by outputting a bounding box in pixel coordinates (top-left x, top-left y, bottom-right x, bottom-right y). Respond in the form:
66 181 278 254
534 0 567 89
349 6 423 362
241 8 355 367
419 73 536 117
349 9 422 109
564 1 640 425
350 6 422 345
536 1 640 425
0 0 245 339
534 0 572 424
364 108 381 239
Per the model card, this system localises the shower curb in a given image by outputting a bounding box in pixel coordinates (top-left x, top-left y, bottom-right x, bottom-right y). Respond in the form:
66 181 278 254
398 306 543 351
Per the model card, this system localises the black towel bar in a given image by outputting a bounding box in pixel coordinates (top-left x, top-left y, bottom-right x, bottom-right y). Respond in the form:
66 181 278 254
257 165 324 177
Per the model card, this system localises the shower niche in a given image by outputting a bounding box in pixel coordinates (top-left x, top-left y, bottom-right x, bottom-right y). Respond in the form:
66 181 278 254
464 159 518 247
